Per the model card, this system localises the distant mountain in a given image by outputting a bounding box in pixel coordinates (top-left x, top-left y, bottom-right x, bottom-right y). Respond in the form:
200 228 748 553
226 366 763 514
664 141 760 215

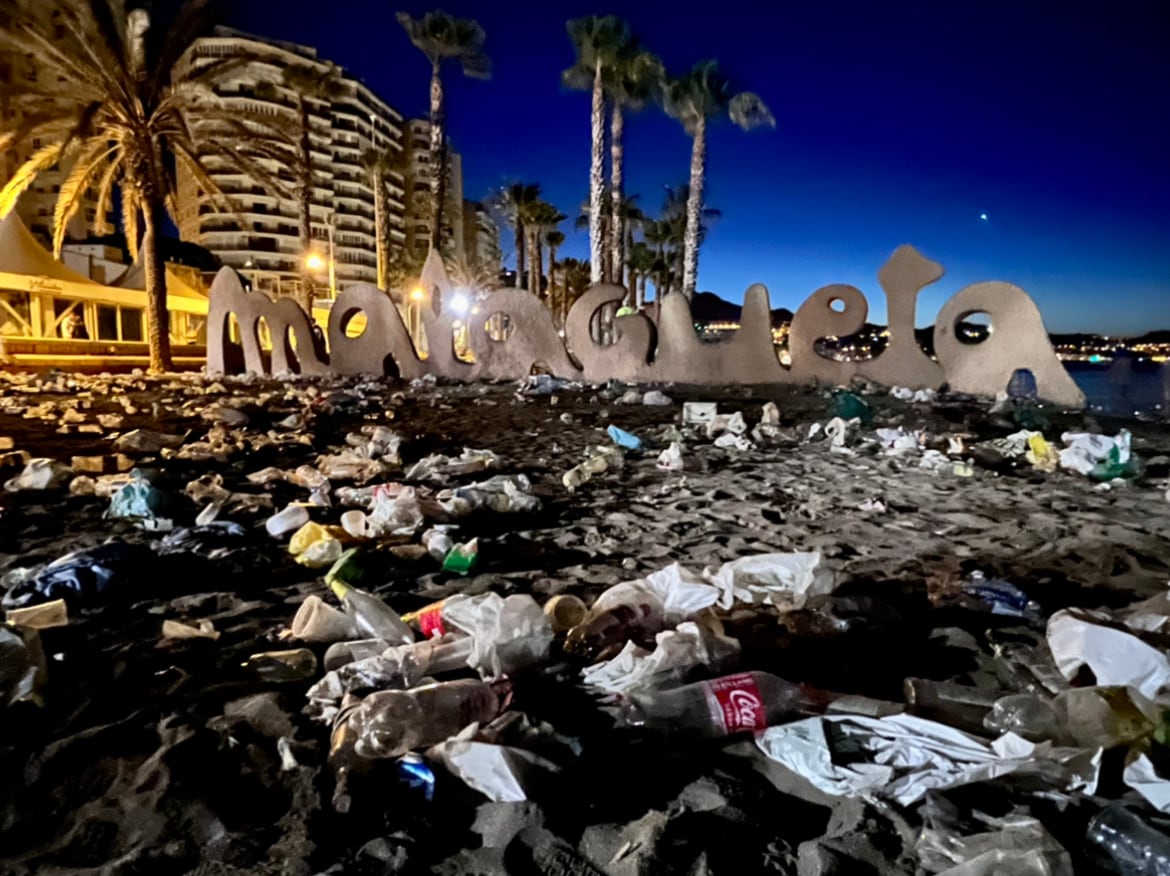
689 290 793 329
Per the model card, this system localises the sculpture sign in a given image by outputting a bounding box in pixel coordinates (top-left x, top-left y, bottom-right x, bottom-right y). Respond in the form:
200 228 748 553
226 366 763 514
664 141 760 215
206 244 1085 408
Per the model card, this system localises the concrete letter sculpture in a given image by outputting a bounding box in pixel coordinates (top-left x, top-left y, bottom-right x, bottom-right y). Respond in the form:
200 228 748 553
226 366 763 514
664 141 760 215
206 244 1085 408
207 269 327 376
934 281 1085 407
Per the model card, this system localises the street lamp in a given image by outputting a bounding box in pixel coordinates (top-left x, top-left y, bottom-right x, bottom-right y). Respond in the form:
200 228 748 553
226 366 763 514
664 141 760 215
305 252 325 272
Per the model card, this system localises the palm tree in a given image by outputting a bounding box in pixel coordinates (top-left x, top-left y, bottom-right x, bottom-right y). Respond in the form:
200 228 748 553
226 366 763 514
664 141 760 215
255 62 346 310
558 257 592 327
491 182 541 289
606 50 663 286
564 15 632 284
664 60 774 299
0 0 287 372
628 240 655 309
359 146 400 290
617 193 646 294
545 228 565 307
397 11 490 253
525 200 565 297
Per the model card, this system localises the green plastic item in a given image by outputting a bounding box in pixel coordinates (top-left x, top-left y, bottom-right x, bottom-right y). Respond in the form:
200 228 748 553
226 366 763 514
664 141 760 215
830 390 873 425
1089 447 1144 482
325 548 366 591
441 540 478 576
1011 404 1050 432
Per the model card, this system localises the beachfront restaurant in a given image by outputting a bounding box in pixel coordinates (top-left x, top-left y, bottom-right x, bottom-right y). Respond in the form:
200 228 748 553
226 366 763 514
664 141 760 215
0 212 208 370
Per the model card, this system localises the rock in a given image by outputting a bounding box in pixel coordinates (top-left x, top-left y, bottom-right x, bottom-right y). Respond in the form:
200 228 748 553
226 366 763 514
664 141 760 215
0 437 14 450
355 835 411 875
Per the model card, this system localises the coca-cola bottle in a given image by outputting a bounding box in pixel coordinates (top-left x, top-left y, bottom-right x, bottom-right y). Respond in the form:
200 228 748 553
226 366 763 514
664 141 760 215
616 671 830 737
564 602 666 661
349 678 506 758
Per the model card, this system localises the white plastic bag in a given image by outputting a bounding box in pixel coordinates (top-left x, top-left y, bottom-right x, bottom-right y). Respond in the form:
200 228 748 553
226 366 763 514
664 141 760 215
705 552 835 611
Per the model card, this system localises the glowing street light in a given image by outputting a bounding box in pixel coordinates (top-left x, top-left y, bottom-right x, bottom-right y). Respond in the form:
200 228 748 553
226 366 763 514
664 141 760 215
305 252 325 272
410 287 424 302
450 291 470 316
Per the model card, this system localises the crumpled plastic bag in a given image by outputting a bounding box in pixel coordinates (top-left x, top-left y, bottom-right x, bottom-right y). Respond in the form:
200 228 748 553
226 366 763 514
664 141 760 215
288 522 344 568
714 433 754 451
430 725 559 802
4 458 72 492
0 626 45 706
705 411 747 438
642 390 672 406
756 714 1100 806
1047 608 1170 707
441 593 554 679
316 451 386 484
916 811 1072 876
705 551 835 611
439 475 540 517
106 475 167 522
1060 430 1141 480
656 442 684 471
156 521 250 561
406 449 498 481
112 429 185 454
1 542 155 608
876 428 920 456
344 425 402 465
580 620 740 693
591 562 721 625
340 487 424 539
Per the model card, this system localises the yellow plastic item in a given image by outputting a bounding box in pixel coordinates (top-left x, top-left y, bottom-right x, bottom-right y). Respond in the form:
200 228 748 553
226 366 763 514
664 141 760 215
289 521 344 568
1025 434 1059 472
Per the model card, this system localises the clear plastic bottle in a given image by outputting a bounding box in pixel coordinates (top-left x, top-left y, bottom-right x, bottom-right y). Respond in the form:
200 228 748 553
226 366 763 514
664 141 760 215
617 671 830 737
1087 803 1170 875
329 580 413 645
350 678 504 758
336 635 474 692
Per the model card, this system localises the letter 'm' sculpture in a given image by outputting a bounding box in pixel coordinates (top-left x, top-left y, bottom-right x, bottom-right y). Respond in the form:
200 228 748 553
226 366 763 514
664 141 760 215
206 245 1085 408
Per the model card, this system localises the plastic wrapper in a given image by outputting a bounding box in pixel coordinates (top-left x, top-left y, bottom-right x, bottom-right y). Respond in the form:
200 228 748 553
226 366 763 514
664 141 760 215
756 713 1100 805
442 593 553 679
580 620 741 694
4 458 72 492
340 487 424 539
590 562 721 625
430 725 560 803
705 551 835 611
288 522 344 568
1047 608 1170 708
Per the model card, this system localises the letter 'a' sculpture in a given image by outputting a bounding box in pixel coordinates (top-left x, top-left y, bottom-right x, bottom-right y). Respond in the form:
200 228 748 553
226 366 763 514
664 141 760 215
206 244 1085 408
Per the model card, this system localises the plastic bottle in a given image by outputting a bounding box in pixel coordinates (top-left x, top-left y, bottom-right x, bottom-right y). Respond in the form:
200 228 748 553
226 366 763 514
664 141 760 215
243 648 318 682
983 694 1065 741
324 638 390 671
564 602 666 661
617 671 831 737
1086 803 1170 875
328 695 366 813
329 580 413 645
903 678 1002 736
349 678 505 758
336 636 475 692
422 528 454 563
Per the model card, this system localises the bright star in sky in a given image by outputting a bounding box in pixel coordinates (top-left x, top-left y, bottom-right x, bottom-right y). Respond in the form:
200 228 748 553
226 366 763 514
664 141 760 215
979 212 989 221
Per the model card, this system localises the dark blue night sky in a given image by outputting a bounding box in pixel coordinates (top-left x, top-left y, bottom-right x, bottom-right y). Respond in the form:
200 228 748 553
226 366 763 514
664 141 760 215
230 0 1170 334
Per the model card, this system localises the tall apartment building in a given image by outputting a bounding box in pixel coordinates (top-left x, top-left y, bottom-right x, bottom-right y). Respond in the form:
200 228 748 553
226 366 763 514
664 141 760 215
0 14 108 246
175 28 408 298
403 118 464 263
462 200 502 276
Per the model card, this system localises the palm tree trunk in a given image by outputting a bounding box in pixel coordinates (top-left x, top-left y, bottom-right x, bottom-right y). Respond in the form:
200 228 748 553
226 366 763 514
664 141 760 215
527 227 538 294
638 274 647 309
548 246 558 307
588 63 605 285
429 61 446 252
681 117 707 301
609 102 624 289
535 233 545 298
373 169 389 290
141 197 172 373
514 221 525 288
297 98 314 312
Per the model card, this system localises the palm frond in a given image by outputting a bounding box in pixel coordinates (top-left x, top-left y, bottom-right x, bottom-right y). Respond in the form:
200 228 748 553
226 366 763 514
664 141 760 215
729 92 775 130
0 142 65 219
91 149 125 236
53 139 118 254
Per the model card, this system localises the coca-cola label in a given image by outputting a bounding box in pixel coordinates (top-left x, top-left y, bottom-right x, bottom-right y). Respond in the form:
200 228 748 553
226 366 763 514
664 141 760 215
417 605 446 638
706 673 766 734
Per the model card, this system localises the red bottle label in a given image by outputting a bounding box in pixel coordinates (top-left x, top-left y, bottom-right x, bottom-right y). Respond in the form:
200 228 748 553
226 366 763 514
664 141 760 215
707 673 766 734
417 605 446 638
